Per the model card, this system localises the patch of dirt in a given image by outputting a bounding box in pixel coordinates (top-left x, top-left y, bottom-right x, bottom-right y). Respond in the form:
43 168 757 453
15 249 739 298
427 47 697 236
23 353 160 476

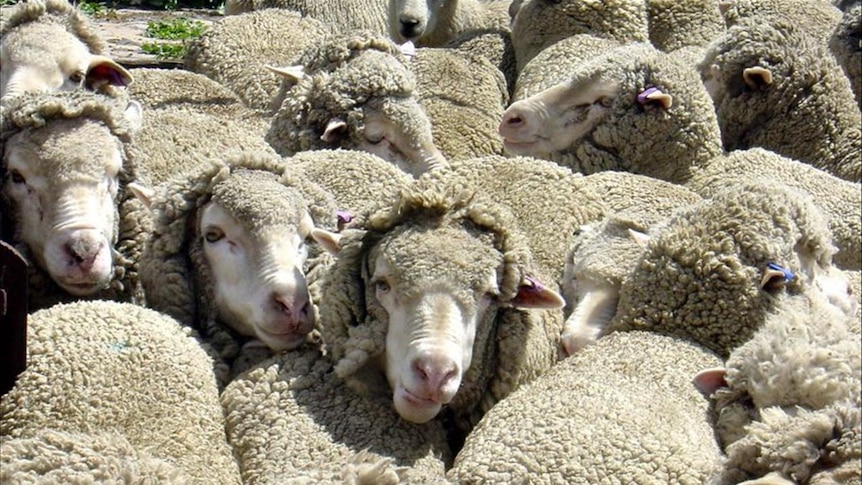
93 7 220 68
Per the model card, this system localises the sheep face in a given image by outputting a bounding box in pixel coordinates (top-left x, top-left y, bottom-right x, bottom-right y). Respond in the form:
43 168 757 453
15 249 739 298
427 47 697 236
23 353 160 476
197 174 321 352
367 226 502 423
499 80 618 160
2 118 123 295
0 23 131 101
388 0 435 44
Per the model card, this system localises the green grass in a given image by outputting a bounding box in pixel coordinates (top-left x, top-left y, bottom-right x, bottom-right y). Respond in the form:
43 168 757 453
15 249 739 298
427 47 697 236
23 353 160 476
142 17 207 60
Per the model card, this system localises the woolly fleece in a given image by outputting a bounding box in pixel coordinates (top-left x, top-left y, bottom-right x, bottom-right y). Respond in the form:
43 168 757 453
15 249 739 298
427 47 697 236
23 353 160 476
0 300 241 484
609 182 838 358
448 330 723 484
647 0 725 52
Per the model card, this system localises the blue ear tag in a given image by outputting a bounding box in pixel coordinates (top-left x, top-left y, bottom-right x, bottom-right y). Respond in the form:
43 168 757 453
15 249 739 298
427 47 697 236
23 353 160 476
766 262 795 282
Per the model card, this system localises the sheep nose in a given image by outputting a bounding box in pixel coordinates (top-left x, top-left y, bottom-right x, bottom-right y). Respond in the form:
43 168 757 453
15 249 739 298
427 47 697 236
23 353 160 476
501 109 524 129
272 294 311 330
411 354 458 399
399 18 421 38
65 238 103 271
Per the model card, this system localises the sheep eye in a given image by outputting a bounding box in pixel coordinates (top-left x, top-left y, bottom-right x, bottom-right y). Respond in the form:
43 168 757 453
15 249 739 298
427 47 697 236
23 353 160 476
204 228 225 243
9 170 25 184
598 96 614 108
365 133 385 145
69 71 85 84
374 279 391 293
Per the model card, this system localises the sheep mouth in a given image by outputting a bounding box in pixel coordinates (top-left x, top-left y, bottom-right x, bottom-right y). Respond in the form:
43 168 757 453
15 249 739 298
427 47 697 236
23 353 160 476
502 138 543 154
399 387 444 408
255 327 308 351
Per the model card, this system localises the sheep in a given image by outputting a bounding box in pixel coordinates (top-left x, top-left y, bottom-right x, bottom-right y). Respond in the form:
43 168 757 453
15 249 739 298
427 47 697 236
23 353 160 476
443 29 517 98
139 151 342 384
266 31 448 178
500 42 725 184
316 178 566 446
387 0 510 47
221 346 451 484
647 0 726 52
447 330 724 483
512 33 622 101
222 0 390 37
410 46 510 160
508 0 650 72
127 67 269 134
0 300 242 483
685 148 862 272
829 2 862 106
418 154 607 288
559 172 703 356
607 181 857 359
699 21 861 183
0 90 149 311
0 0 132 101
184 9 333 113
719 0 843 46
692 295 861 484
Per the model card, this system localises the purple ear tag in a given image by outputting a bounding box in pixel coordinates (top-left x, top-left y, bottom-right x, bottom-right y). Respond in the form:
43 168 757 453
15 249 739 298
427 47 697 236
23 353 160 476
637 86 661 106
766 262 795 282
524 275 544 292
336 209 354 231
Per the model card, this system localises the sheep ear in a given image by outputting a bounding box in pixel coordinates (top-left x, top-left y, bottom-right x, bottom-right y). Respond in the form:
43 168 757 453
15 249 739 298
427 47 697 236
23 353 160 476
311 228 341 255
692 367 727 397
265 64 305 82
717 0 733 15
123 100 143 133
637 86 673 109
321 118 348 143
127 182 156 211
760 262 795 291
628 228 650 246
743 66 773 89
510 275 565 309
85 55 133 91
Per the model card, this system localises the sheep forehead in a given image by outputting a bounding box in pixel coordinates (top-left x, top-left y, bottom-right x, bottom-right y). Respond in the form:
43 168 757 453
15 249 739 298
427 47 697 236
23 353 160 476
210 170 308 233
5 119 122 183
330 51 415 97
375 225 502 298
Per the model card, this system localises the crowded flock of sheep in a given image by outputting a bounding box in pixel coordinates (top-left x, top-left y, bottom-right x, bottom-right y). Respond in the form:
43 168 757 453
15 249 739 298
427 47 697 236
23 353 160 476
1 0 861 482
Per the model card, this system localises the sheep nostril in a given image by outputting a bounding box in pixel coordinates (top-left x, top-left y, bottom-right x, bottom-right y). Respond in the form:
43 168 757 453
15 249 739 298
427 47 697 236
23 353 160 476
504 112 523 127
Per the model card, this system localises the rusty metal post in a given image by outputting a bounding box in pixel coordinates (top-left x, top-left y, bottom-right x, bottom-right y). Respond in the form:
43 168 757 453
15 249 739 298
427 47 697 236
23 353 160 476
1 241 27 397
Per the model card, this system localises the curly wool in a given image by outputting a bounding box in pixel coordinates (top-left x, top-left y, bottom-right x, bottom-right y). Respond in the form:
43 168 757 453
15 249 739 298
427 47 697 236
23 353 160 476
547 42 725 184
0 300 241 484
184 9 332 113
140 152 338 381
829 3 862 106
708 297 861 484
221 346 450 484
609 182 837 358
647 0 725 52
318 179 560 433
224 0 389 36
410 47 509 160
721 0 843 45
685 148 861 271
266 32 416 156
0 90 147 309
509 0 650 72
448 331 723 484
0 0 106 54
444 29 517 98
699 22 861 182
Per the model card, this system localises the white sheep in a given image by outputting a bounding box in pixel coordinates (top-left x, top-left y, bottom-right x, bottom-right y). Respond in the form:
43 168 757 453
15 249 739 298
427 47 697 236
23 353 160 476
0 90 149 311
608 181 857 358
0 300 241 483
448 330 724 483
222 0 390 37
693 295 861 484
559 172 702 356
388 0 510 47
719 0 843 46
138 152 341 384
266 30 448 178
508 0 650 72
221 346 451 484
698 21 861 183
184 9 333 113
317 177 566 443
443 29 517 98
0 0 132 101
